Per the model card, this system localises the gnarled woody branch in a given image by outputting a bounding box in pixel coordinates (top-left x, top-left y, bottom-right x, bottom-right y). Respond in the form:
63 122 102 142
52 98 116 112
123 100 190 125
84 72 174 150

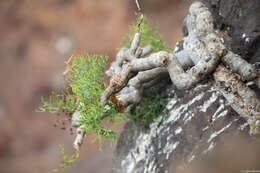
100 34 170 105
168 48 222 90
105 33 142 78
222 51 257 81
116 67 168 107
104 1 260 128
73 125 86 151
172 1 258 89
70 1 260 151
167 2 226 90
104 1 260 132
105 45 152 78
104 1 259 108
213 65 260 135
71 111 108 151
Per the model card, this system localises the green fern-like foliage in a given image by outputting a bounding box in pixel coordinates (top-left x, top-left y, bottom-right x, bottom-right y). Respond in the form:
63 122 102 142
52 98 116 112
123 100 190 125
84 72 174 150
39 54 118 143
53 145 79 172
121 13 173 52
39 54 119 170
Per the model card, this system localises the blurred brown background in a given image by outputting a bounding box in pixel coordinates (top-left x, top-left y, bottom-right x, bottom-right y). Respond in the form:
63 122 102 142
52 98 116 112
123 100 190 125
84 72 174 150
0 0 190 172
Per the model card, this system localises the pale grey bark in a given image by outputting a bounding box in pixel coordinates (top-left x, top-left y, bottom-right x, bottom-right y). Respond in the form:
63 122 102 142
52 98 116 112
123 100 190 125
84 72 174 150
222 51 257 81
73 125 86 151
135 0 141 11
103 1 259 119
116 67 168 106
101 29 170 106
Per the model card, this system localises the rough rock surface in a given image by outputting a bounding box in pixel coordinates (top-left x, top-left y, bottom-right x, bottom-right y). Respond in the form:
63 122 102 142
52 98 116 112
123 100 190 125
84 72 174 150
202 0 260 95
111 1 260 172
202 0 260 64
112 81 260 173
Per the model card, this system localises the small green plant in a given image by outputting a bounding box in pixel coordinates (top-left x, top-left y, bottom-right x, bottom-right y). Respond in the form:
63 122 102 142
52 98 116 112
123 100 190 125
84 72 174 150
39 13 171 172
53 145 80 172
38 54 119 171
121 12 173 52
39 54 118 143
127 85 168 132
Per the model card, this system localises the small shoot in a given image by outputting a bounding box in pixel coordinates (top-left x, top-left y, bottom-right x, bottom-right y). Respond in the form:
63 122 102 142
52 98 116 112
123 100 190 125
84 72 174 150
38 54 119 171
121 13 173 52
53 145 80 172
